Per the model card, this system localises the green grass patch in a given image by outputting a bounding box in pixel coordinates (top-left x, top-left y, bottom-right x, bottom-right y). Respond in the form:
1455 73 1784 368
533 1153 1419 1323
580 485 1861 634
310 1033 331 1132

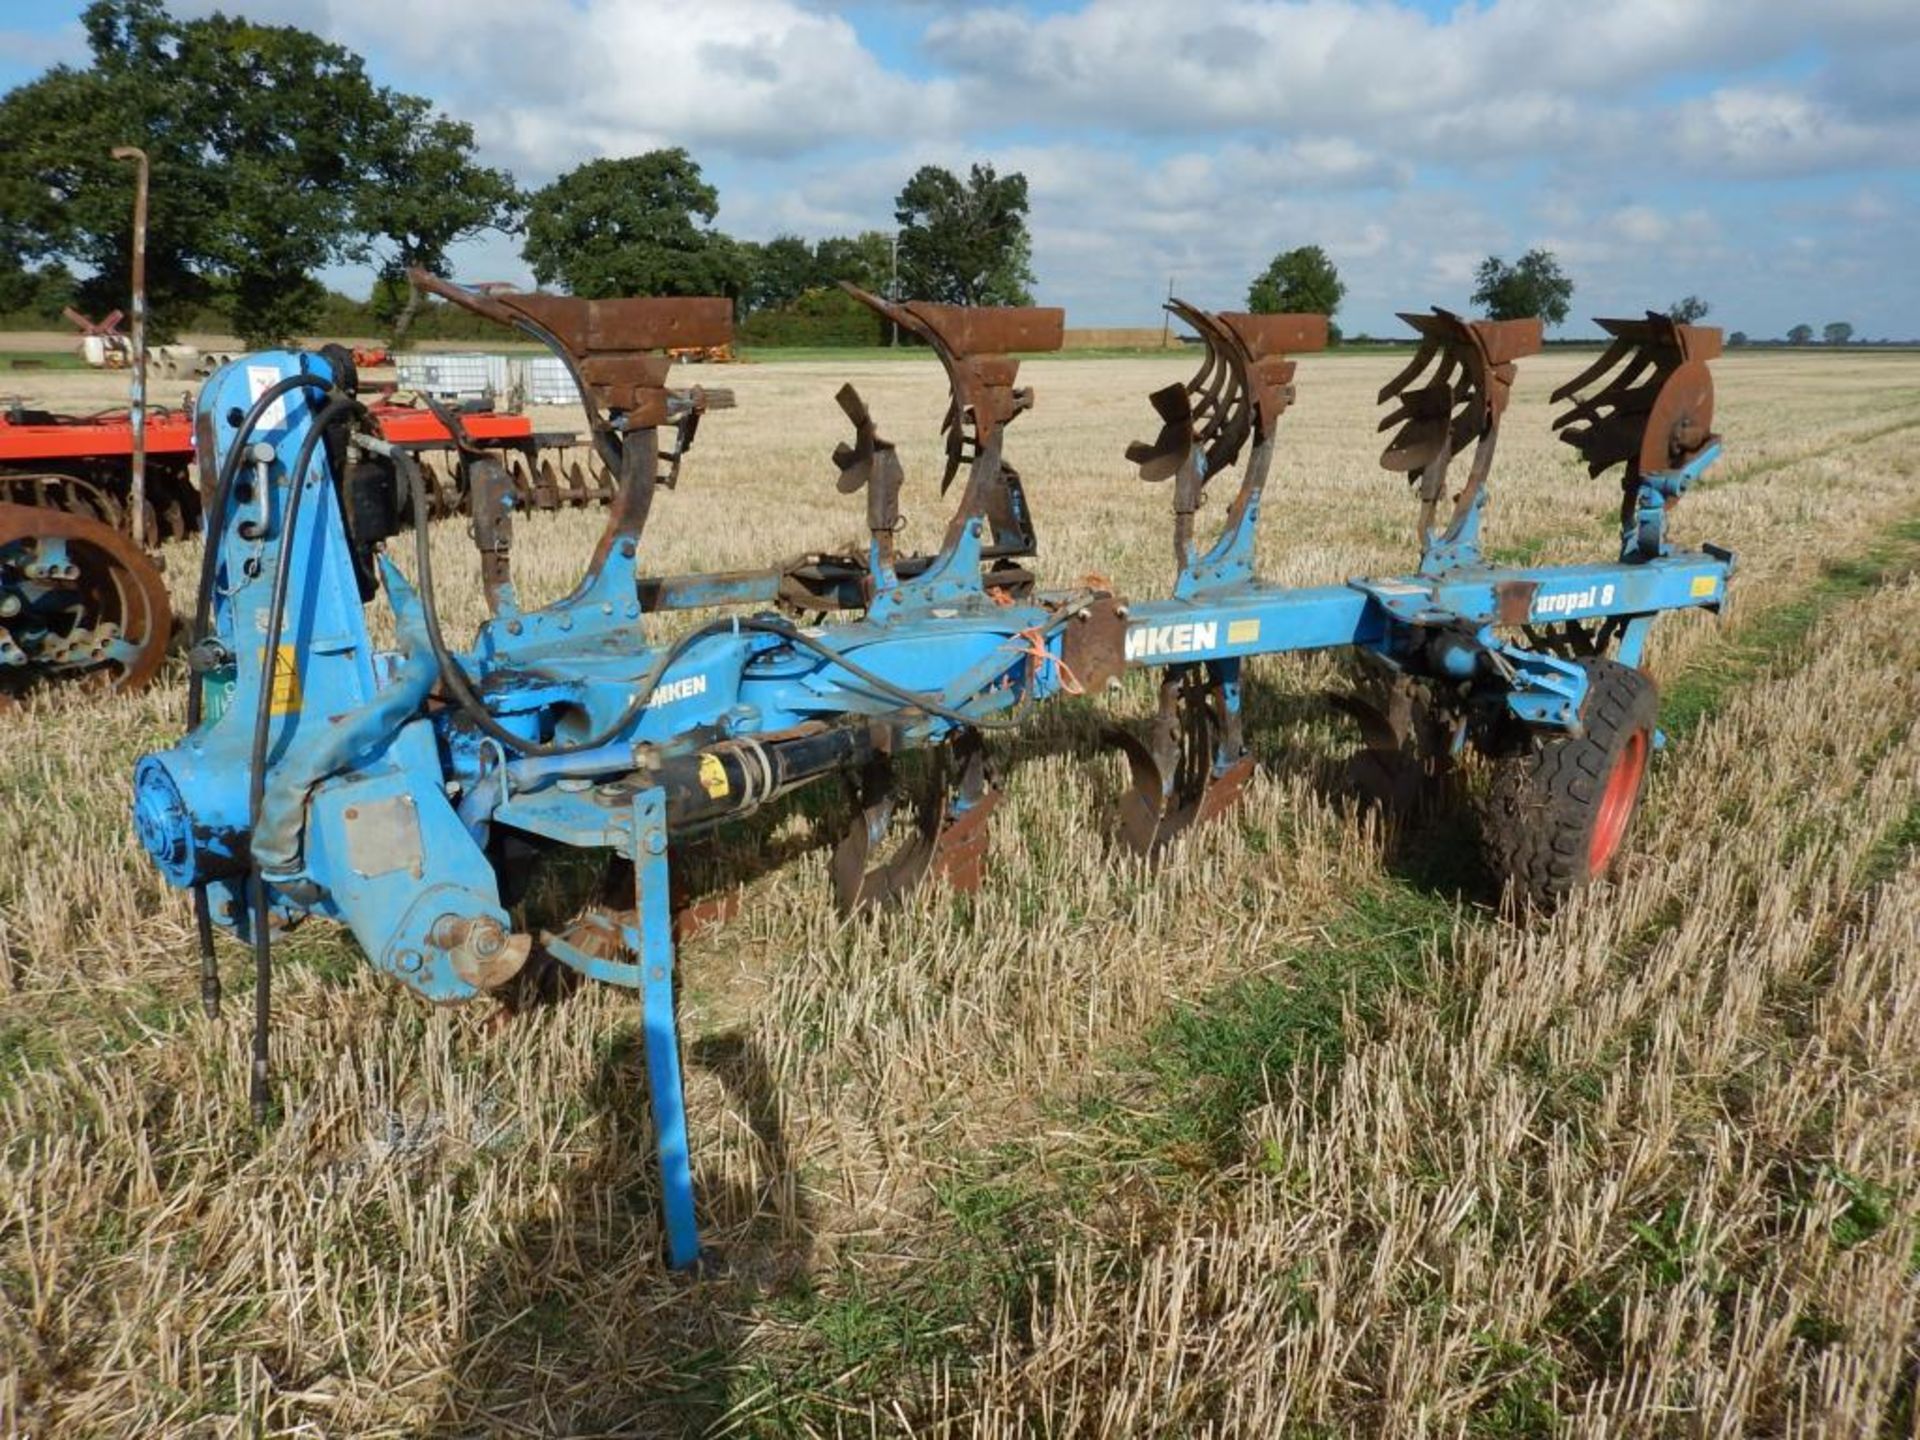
0 349 88 372
0 1015 62 1097
722 1160 1055 1433
1854 799 1920 893
1489 537 1553 567
1465 1332 1565 1439
1661 516 1920 739
1121 884 1454 1166
734 883 1453 1430
1821 1164 1899 1250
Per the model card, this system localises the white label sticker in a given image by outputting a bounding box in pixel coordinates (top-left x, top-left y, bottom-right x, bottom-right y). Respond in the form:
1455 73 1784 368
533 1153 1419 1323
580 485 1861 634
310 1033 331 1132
245 365 289 432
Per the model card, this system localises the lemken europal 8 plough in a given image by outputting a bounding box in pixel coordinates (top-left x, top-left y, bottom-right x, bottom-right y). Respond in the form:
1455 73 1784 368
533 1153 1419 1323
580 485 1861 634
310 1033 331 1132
131 275 1730 1267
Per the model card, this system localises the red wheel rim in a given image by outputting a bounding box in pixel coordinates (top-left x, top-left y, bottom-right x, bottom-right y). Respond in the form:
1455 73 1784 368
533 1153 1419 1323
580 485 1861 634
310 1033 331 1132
1589 728 1650 873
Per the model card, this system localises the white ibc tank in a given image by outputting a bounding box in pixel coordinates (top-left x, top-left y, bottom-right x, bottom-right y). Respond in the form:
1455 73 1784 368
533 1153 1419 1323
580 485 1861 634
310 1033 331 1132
396 352 512 400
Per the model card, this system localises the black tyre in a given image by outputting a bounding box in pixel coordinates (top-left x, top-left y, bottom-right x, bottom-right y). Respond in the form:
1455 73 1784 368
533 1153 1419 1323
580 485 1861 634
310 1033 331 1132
1483 658 1658 910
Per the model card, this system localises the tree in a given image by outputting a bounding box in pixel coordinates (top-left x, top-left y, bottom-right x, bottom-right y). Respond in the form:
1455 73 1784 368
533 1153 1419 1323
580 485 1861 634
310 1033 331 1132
1787 324 1814 345
1668 295 1711 324
741 233 819 314
354 99 520 345
813 231 895 294
738 287 888 348
1248 244 1345 341
894 163 1034 306
1728 331 1749 346
522 150 745 301
1471 249 1574 327
1823 321 1854 346
0 0 516 344
0 261 76 323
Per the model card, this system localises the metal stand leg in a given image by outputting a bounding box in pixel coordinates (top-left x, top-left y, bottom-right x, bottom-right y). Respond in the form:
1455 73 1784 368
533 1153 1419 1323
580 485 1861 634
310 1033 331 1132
631 786 700 1268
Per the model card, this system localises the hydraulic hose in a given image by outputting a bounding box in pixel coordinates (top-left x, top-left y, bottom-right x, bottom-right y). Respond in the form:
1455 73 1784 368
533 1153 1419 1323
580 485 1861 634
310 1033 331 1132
243 393 364 1122
186 365 341 1025
188 368 342 726
398 449 1030 752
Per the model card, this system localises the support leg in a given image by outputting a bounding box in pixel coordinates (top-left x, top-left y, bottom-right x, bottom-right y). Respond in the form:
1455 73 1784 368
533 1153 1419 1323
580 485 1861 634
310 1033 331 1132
630 786 700 1269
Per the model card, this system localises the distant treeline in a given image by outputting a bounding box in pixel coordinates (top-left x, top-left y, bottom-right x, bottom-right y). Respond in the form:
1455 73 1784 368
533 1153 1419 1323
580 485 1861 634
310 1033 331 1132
1 274 516 342
0 277 892 347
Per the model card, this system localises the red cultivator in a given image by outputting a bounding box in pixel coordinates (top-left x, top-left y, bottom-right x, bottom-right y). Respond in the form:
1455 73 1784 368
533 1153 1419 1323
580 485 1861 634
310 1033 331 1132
0 388 609 706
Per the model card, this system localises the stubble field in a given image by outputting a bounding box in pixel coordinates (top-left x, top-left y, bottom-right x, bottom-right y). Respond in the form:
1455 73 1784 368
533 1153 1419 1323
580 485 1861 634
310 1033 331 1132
3 345 1920 1437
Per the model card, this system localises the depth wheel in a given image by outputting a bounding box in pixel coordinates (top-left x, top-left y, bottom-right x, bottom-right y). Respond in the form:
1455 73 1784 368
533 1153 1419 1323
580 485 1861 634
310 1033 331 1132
0 504 172 707
1483 658 1657 910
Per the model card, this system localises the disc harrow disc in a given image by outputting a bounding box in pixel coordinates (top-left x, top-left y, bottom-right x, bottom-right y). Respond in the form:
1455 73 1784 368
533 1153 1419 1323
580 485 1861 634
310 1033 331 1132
0 503 171 706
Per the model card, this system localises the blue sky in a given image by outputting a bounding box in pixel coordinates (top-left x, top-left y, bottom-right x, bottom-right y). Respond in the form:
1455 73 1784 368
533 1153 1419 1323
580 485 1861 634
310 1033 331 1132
3 0 1917 337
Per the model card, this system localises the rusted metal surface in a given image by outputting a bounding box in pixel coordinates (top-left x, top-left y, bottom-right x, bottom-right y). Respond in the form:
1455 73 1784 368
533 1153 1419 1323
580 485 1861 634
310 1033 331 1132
466 455 517 616
410 270 739 614
1551 314 1722 480
1326 671 1458 817
1110 667 1251 859
433 913 532 990
1128 301 1248 494
408 269 732 425
926 790 1000 892
1058 593 1129 693
547 888 743 960
838 285 1061 535
1220 310 1329 438
832 382 905 577
1101 301 1328 853
0 502 171 707
671 890 740 944
886 302 1064 358
1495 578 1539 626
830 734 998 912
1378 308 1543 546
1127 300 1327 576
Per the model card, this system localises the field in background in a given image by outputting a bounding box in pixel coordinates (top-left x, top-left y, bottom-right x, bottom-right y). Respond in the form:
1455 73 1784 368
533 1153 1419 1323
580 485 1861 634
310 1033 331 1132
3 350 1919 1436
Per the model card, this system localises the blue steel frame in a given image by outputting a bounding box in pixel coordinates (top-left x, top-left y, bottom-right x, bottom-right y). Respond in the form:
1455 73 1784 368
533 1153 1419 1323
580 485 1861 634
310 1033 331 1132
1097 303 1732 827
133 347 1085 1269
131 301 1734 1273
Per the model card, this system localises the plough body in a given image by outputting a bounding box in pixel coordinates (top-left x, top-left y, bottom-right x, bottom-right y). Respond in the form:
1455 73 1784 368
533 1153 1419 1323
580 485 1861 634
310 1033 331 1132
1076 304 1730 858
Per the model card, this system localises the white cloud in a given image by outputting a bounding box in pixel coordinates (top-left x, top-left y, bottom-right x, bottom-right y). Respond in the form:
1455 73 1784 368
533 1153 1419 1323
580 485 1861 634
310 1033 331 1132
1668 86 1918 178
170 0 959 171
924 0 1918 164
150 0 1920 334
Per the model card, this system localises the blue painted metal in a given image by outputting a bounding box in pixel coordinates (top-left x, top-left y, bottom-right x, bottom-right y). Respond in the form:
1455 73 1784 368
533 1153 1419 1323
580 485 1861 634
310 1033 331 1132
1107 304 1733 735
129 292 1740 1272
132 321 1087 1268
1084 301 1736 858
630 785 699 1267
1625 440 1720 561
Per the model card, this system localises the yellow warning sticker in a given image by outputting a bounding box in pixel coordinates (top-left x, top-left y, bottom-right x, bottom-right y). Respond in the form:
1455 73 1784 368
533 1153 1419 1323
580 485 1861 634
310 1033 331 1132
265 644 302 715
698 753 730 799
1227 618 1261 645
1690 575 1718 597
